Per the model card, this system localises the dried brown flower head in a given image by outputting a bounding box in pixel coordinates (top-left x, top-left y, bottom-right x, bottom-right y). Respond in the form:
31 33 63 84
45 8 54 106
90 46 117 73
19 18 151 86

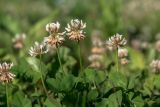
0 62 15 83
106 33 127 48
118 48 128 58
29 42 48 57
45 22 65 47
65 19 86 42
150 60 160 73
12 33 26 49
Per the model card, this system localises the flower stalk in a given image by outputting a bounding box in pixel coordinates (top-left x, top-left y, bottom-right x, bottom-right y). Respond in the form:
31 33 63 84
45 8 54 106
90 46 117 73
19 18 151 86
39 55 48 97
6 84 9 107
56 46 65 74
78 42 83 72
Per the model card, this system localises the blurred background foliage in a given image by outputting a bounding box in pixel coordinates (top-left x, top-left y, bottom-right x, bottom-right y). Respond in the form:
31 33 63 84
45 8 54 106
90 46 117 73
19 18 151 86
0 0 160 107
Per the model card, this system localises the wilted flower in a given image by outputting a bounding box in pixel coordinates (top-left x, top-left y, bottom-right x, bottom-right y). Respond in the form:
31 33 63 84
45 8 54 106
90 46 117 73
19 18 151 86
89 61 101 69
12 33 26 49
0 62 15 83
120 58 129 65
106 33 127 48
29 42 48 57
45 22 65 47
118 48 128 58
65 19 86 42
155 40 160 52
46 22 60 34
150 60 160 73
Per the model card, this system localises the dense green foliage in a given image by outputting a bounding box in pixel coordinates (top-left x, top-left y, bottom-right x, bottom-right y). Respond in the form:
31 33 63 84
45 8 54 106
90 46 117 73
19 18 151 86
0 0 160 107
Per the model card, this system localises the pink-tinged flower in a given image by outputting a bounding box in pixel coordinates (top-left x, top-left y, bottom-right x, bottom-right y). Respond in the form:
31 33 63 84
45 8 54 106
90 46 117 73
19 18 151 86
65 19 86 42
0 62 15 83
106 33 127 48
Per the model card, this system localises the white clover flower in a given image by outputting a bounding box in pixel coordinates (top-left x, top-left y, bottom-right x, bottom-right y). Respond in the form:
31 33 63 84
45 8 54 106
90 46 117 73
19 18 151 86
0 62 15 83
29 42 48 57
150 60 160 73
118 48 128 58
45 22 65 47
65 19 86 42
12 33 26 49
120 58 129 65
106 33 127 48
46 22 60 33
44 35 65 47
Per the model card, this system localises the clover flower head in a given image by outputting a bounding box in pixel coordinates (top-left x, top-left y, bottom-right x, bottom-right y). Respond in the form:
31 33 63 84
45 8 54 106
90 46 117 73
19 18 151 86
106 33 127 48
0 62 15 83
65 19 86 42
44 35 65 47
120 58 129 65
46 22 60 33
118 48 128 58
12 33 26 49
29 42 48 57
150 60 160 73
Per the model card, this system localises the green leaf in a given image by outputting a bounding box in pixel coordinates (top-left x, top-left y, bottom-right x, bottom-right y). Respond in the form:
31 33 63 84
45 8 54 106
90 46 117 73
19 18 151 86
84 69 96 82
44 99 61 107
95 71 106 84
107 90 122 107
132 96 144 107
109 71 127 88
60 74 76 92
95 98 108 107
88 90 98 101
13 91 32 107
47 78 61 92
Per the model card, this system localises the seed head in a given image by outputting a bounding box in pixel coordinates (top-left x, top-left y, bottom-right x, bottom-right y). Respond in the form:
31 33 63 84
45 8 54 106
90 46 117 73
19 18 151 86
150 60 160 73
0 62 15 84
106 33 127 48
118 48 128 58
65 19 86 42
12 33 26 49
29 42 48 57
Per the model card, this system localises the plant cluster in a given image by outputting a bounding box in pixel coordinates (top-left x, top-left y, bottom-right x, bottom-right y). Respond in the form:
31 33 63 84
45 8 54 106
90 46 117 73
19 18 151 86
1 18 160 107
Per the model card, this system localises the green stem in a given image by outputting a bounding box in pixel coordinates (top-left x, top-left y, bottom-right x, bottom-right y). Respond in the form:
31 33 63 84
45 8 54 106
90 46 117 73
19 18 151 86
76 93 80 107
56 46 65 74
39 55 48 97
116 47 119 72
35 87 41 105
82 91 87 107
6 84 9 107
78 42 83 72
